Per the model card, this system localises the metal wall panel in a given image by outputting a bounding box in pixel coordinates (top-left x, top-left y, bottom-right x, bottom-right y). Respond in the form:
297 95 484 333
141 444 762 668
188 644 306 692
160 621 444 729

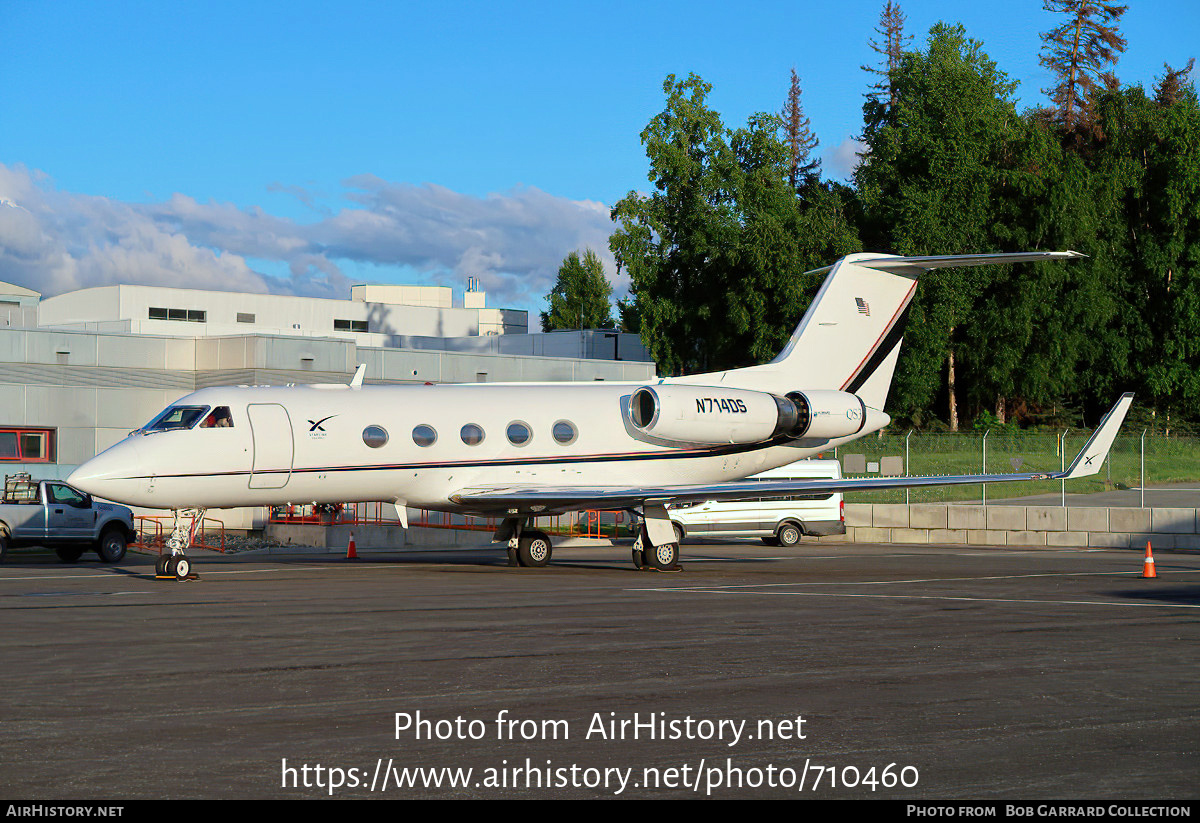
0 364 193 390
0 385 26 424
26 386 97 428
27 331 99 366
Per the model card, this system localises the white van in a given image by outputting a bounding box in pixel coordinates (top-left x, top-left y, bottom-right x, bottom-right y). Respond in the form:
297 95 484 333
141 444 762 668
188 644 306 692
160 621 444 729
667 459 845 546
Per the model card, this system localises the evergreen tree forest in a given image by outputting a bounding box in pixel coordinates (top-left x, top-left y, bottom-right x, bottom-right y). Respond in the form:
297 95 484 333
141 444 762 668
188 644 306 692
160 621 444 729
610 3 1200 433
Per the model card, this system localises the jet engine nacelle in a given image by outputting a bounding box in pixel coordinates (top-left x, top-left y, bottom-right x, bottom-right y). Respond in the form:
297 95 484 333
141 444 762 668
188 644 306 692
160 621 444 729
784 389 869 440
628 385 871 446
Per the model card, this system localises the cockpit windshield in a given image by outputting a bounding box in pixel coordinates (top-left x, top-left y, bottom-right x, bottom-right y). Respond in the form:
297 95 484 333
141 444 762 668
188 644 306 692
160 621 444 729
144 405 210 432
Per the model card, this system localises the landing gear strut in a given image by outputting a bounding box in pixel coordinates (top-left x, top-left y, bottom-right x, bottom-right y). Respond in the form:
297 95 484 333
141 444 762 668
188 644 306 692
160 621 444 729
496 517 554 568
157 508 205 581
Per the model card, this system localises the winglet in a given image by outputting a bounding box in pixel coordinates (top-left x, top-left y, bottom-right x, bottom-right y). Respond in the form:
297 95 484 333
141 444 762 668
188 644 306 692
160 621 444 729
349 364 366 388
1063 393 1135 479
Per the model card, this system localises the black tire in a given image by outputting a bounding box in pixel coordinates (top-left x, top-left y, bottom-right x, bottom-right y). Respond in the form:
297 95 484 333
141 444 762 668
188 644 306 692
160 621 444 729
167 555 191 580
631 546 646 569
155 554 170 577
56 546 85 563
776 522 803 547
761 536 780 546
0 531 8 563
645 540 679 571
96 529 127 563
672 522 685 543
517 531 552 568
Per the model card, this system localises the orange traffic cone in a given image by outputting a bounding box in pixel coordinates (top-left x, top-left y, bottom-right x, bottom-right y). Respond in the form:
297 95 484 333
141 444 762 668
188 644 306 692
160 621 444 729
1141 541 1156 579
346 531 358 561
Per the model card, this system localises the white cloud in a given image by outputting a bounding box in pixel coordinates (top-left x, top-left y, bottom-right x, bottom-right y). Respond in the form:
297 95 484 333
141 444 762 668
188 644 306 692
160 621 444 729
0 163 620 308
825 136 867 180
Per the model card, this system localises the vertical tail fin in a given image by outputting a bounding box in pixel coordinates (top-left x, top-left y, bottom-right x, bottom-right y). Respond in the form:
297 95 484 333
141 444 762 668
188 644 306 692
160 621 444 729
717 251 1085 409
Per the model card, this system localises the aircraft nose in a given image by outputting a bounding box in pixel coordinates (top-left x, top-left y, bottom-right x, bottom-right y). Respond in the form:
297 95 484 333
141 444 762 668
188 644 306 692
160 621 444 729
68 440 144 501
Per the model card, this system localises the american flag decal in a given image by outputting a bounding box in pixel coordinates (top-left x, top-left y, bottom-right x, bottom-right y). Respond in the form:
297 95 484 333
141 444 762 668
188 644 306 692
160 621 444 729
855 297 870 316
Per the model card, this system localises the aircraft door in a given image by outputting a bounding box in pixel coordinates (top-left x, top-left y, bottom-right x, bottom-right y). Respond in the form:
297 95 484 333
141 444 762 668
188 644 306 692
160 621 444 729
247 403 294 489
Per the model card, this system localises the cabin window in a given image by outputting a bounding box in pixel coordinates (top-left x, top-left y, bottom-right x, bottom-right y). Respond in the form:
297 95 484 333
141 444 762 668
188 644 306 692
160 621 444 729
145 405 209 432
199 407 235 428
552 420 577 445
412 425 437 447
362 425 389 448
505 421 532 446
460 424 485 446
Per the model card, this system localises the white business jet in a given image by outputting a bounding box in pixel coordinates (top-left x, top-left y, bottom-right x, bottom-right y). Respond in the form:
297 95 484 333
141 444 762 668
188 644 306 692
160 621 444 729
68 251 1133 578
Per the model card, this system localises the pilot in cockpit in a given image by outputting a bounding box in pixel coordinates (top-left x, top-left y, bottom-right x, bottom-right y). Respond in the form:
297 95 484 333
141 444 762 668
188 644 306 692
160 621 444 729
201 406 234 428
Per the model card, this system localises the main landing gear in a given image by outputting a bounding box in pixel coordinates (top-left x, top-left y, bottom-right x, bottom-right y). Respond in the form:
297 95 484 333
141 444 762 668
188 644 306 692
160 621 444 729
631 503 682 572
497 518 553 568
156 508 205 581
496 509 682 572
631 526 681 572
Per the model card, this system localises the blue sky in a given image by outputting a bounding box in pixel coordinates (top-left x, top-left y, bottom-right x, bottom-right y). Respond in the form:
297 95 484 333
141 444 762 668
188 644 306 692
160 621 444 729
0 0 1195 314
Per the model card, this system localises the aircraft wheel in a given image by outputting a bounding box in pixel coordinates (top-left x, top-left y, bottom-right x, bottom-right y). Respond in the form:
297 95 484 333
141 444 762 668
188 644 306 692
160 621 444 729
646 540 679 571
155 554 170 577
517 532 552 568
55 546 85 563
631 547 646 569
776 522 803 547
170 556 191 580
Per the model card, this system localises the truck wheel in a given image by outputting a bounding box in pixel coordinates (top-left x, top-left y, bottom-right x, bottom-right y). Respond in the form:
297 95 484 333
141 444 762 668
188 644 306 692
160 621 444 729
0 532 8 563
96 529 127 563
56 547 85 563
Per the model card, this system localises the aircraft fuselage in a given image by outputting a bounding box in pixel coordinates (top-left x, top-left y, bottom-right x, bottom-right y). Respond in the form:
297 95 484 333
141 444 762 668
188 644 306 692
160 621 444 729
68 381 886 514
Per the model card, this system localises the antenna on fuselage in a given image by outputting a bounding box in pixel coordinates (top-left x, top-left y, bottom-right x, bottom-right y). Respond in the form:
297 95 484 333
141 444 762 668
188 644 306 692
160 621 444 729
349 364 366 388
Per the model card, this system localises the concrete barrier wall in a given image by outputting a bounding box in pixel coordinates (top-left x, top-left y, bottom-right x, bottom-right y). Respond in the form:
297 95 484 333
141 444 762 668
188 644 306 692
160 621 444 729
265 523 495 552
824 504 1200 549
265 505 1200 553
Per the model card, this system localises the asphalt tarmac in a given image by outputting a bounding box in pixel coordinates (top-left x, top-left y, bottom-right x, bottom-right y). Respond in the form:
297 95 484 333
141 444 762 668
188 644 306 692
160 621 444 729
1 541 1197 800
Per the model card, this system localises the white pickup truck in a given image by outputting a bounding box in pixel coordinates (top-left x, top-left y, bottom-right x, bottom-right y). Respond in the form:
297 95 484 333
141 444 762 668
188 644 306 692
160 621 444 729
0 474 137 564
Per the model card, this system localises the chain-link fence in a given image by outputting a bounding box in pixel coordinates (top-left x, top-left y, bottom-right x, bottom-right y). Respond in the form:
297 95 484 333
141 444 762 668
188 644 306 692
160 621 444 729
835 431 1200 505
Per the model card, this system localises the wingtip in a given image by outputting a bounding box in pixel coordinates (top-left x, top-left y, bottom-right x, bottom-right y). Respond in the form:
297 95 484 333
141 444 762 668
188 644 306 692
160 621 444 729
1063 393 1134 479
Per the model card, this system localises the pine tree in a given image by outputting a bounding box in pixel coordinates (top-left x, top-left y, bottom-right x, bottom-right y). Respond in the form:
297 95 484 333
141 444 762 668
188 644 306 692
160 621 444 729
862 1 911 110
1039 0 1128 132
781 67 820 192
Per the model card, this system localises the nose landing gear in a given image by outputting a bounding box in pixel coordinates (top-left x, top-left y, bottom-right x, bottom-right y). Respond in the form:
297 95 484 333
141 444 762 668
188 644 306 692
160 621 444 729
156 508 205 581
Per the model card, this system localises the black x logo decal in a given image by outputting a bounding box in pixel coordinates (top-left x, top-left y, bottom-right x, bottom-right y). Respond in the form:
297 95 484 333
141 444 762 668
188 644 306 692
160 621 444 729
309 415 336 432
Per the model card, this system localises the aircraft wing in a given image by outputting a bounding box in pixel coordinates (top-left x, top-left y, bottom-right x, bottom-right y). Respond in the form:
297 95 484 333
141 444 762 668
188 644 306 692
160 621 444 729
450 394 1133 514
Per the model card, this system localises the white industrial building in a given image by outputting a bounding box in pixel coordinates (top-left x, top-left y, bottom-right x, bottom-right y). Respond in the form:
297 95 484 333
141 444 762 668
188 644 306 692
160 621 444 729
0 278 654 529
